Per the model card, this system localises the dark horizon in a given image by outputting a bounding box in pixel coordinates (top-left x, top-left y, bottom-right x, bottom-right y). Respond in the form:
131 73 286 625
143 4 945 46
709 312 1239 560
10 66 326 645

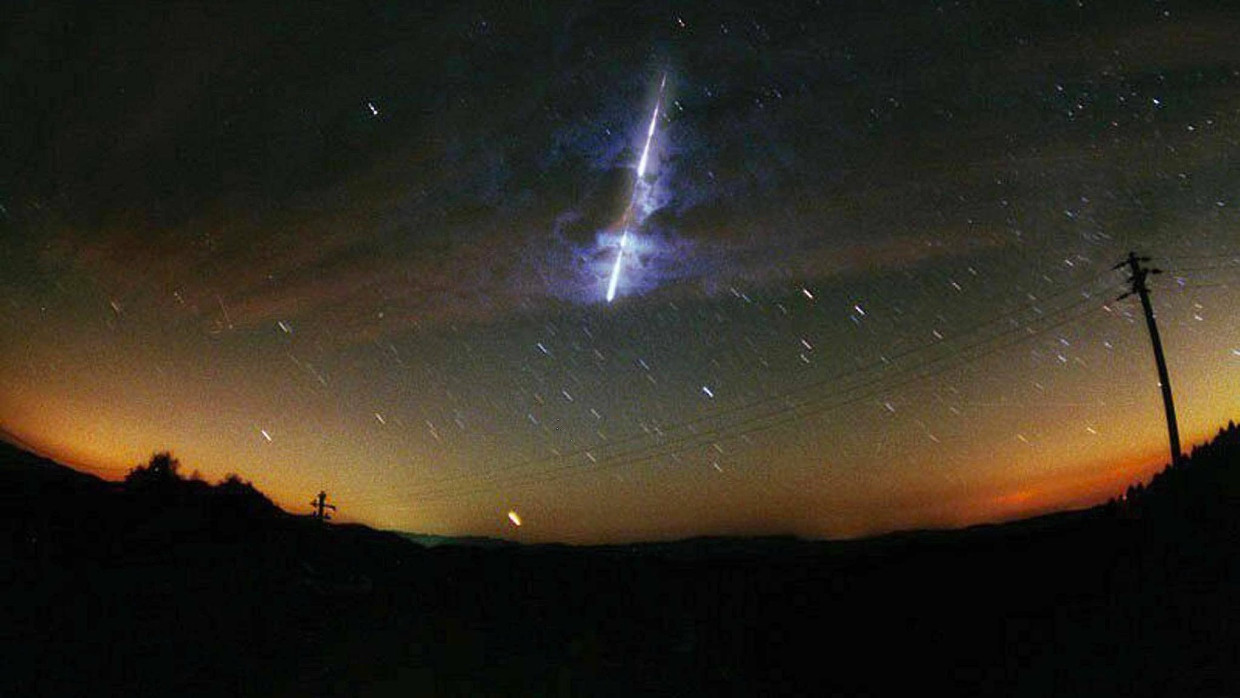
5 379 1240 696
3 418 1230 546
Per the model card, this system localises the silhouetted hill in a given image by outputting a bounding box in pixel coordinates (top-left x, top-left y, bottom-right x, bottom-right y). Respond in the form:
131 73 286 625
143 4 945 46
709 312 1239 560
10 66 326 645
3 425 1240 696
1116 421 1240 523
0 437 104 490
398 531 519 548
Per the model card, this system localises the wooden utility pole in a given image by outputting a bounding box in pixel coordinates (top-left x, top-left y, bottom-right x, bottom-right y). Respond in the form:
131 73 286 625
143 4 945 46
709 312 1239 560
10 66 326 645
1117 251 1182 466
310 490 337 521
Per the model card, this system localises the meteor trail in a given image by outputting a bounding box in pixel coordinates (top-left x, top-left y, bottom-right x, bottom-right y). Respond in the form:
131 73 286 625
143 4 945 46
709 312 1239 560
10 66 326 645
606 73 666 303
636 73 665 179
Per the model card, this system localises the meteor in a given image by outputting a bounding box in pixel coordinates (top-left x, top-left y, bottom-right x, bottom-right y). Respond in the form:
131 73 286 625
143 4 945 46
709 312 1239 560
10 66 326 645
636 73 665 179
606 73 666 303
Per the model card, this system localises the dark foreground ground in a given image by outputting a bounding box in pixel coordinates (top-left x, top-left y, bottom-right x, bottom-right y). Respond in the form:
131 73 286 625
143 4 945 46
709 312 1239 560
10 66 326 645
3 426 1240 697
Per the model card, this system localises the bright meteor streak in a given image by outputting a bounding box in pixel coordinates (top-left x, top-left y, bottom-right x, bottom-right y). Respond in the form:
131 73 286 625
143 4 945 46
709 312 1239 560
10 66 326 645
606 73 666 304
605 229 628 303
636 73 666 180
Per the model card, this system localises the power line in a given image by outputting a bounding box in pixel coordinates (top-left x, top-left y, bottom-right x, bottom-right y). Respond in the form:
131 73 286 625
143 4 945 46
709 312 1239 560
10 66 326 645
391 282 1114 503
339 302 1121 512
1160 251 1240 262
405 303 1113 502
396 270 1119 498
1163 264 1240 273
333 246 1233 511
1169 282 1235 290
402 291 1117 501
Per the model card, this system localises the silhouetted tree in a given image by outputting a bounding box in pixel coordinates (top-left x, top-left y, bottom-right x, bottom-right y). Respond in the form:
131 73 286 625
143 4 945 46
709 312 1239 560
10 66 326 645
215 473 279 517
1113 418 1240 522
124 451 184 489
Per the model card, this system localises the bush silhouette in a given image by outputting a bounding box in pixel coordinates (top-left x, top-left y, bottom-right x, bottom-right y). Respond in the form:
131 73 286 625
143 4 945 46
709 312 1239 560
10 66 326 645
121 452 280 522
214 473 279 517
124 451 185 490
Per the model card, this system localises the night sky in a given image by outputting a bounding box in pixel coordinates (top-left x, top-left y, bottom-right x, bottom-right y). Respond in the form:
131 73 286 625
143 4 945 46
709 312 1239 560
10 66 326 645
2 1 1239 543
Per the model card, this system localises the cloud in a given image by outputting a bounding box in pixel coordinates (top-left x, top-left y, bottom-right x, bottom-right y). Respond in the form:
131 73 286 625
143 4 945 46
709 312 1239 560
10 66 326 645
14 0 1240 344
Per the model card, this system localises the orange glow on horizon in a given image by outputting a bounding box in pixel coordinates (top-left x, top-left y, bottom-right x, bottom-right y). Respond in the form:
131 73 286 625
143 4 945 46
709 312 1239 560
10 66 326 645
1 413 1210 543
1 292 1235 544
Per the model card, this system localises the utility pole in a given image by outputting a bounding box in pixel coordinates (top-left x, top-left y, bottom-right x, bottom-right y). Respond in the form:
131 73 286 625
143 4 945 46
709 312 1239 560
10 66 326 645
310 490 337 521
1116 251 1182 466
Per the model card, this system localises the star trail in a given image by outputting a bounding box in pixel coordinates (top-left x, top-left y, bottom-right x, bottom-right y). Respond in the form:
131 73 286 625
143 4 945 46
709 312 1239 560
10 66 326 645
1 1 1239 542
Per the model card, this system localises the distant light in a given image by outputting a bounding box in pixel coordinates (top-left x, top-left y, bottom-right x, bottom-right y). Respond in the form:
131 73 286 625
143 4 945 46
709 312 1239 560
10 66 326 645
507 510 523 527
